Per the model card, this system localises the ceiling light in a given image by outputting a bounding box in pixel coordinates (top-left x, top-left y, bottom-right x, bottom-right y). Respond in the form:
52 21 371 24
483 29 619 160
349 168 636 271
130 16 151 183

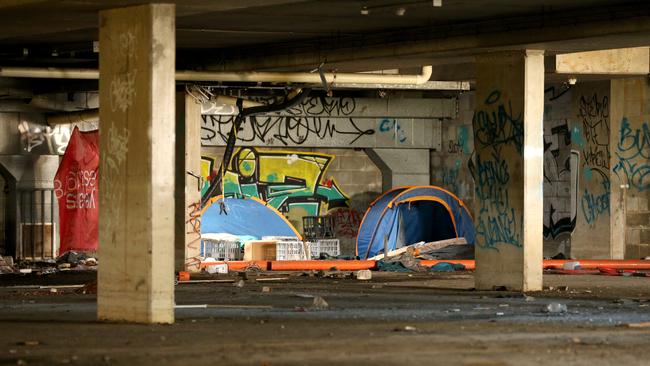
433 0 442 7
568 77 577 85
395 7 406 16
360 6 369 15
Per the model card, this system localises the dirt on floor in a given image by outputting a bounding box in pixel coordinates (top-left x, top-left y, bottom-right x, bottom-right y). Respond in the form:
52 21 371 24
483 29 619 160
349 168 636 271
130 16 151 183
1 270 650 366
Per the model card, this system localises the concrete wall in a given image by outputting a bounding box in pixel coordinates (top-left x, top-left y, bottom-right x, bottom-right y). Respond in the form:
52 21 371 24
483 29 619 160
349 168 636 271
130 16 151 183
200 146 382 255
611 77 650 259
430 92 475 212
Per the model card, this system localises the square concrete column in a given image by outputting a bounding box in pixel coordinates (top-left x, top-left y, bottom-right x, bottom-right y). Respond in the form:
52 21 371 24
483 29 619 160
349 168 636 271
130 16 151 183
97 4 176 323
473 50 544 292
175 92 202 272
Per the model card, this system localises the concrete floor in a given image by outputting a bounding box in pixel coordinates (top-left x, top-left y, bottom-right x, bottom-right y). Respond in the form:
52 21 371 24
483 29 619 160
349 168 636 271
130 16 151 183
1 271 650 365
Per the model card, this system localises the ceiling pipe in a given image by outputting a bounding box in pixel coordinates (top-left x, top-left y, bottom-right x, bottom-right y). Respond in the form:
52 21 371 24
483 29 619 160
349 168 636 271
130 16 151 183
0 66 433 85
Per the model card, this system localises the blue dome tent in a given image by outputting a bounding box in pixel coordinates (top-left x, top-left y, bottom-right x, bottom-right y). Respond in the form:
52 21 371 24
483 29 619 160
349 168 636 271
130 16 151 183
201 196 301 240
356 186 475 259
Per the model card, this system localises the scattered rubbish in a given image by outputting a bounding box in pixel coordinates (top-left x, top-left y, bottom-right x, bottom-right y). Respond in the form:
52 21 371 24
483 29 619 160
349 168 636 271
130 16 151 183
0 256 14 274
571 337 582 344
17 340 40 346
19 268 33 274
311 296 329 310
75 282 97 294
371 284 383 289
429 262 466 272
496 312 504 316
261 286 271 293
355 270 372 280
85 258 98 266
178 279 235 284
58 263 71 269
613 298 635 305
584 290 593 294
49 288 58 293
175 304 273 309
56 251 89 265
563 261 581 270
294 293 315 299
623 322 650 328
557 286 569 291
449 308 461 312
544 303 568 314
256 277 289 282
234 280 245 288
524 296 536 302
369 237 468 261
394 325 417 332
498 304 509 307
206 263 228 274
177 271 190 282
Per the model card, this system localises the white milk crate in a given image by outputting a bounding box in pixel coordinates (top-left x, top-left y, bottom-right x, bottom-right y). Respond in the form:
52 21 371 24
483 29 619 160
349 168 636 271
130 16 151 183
202 239 243 261
275 240 309 260
309 239 340 258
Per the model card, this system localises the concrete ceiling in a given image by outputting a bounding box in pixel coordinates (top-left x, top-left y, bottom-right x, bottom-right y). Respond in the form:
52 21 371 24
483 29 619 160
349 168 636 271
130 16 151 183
0 0 649 72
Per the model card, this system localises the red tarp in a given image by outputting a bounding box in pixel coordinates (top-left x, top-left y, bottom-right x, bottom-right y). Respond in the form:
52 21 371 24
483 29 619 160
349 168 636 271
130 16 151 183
53 127 99 254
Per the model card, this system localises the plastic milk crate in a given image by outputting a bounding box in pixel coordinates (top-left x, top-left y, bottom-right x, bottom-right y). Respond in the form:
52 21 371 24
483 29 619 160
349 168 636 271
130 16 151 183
309 239 340 258
201 239 243 261
275 240 309 260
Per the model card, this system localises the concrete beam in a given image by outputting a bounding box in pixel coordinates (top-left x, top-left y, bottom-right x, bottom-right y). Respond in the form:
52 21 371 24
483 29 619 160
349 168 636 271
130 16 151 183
550 47 650 75
193 3 650 72
97 4 176 324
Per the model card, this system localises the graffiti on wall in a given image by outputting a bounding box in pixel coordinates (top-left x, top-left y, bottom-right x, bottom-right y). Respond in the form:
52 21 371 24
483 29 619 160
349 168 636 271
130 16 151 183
18 121 73 155
201 148 350 228
470 90 523 251
542 118 579 239
575 93 611 226
447 125 471 155
201 97 376 146
613 118 650 191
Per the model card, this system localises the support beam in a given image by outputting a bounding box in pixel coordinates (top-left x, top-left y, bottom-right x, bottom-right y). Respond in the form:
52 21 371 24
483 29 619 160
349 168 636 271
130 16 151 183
175 92 202 272
550 47 649 75
97 4 175 323
473 50 544 292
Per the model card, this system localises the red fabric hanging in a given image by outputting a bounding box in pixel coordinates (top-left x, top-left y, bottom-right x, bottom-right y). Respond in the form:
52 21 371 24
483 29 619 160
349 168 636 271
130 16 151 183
53 127 99 254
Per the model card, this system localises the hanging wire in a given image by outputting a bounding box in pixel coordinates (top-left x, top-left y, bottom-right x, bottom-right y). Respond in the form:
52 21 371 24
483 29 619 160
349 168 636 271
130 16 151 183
185 84 214 105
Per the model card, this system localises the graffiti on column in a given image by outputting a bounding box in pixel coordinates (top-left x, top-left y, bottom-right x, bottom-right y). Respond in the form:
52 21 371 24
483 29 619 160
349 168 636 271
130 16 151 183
470 90 523 250
574 94 611 226
201 147 350 227
613 117 650 192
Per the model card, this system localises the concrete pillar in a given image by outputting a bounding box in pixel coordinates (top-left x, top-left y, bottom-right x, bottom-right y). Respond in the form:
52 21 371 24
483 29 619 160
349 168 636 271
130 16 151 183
175 92 202 272
473 50 544 292
366 148 430 190
97 4 176 323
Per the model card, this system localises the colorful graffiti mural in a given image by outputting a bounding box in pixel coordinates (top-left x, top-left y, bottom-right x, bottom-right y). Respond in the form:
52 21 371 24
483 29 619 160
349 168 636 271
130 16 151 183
201 148 350 228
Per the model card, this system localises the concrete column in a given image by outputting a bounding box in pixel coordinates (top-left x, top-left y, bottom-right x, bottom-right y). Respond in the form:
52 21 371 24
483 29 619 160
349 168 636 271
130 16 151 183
366 148 430 190
97 4 176 323
473 50 544 291
175 92 202 272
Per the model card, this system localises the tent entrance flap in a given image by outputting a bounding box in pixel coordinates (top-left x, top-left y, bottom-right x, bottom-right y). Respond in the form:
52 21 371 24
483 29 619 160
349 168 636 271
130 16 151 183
396 201 456 249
